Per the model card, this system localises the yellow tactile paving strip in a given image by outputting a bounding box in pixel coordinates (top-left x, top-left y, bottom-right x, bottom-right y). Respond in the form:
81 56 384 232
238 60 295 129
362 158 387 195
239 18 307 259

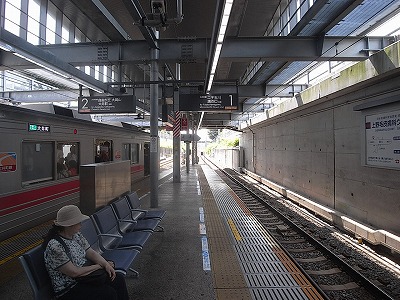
198 165 325 300
198 166 252 300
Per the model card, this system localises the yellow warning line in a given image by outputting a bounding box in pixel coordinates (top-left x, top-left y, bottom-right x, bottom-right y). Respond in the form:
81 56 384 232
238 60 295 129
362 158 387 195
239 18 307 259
0 240 43 266
272 247 324 300
227 218 242 241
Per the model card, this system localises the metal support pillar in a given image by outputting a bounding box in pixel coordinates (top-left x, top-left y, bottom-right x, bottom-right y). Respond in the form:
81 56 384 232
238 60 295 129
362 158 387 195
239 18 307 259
173 64 181 182
150 32 159 208
193 125 198 164
185 113 190 173
191 114 196 165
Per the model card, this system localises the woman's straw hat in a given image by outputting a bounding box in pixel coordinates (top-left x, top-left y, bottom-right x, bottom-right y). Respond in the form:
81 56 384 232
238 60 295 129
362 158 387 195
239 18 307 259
54 205 89 226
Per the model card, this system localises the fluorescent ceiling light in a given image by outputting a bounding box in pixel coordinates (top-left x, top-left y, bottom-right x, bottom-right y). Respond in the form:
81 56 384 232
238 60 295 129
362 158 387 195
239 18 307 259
207 0 234 92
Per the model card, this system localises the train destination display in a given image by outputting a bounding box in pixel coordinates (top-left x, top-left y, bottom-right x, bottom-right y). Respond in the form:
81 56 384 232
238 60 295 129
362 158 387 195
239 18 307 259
179 93 238 111
78 95 136 114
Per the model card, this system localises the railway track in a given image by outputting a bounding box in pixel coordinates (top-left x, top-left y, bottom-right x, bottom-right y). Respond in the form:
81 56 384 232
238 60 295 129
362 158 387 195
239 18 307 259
208 163 400 300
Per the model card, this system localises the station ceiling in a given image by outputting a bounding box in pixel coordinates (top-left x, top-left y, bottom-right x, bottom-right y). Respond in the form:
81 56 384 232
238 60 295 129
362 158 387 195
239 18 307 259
1 0 399 130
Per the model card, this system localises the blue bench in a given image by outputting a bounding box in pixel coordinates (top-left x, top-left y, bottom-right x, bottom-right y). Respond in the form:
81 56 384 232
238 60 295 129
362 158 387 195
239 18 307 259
19 193 164 298
19 245 55 300
19 219 143 300
111 197 163 233
80 218 140 276
125 191 166 221
91 205 152 251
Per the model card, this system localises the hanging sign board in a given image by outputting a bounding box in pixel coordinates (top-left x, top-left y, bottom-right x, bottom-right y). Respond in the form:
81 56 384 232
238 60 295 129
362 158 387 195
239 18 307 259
181 116 188 131
181 134 201 142
365 109 400 169
78 95 136 114
179 93 238 111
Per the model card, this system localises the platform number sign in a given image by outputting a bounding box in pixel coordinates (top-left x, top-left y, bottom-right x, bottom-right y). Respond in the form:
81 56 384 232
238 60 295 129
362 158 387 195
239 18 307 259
78 95 136 114
179 93 238 111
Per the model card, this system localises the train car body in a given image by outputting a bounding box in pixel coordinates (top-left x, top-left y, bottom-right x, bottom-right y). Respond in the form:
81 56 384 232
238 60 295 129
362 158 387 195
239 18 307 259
0 104 150 241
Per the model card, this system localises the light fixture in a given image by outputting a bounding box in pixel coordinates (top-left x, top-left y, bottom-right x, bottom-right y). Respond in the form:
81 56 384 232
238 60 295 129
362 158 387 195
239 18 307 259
207 0 234 93
197 111 205 131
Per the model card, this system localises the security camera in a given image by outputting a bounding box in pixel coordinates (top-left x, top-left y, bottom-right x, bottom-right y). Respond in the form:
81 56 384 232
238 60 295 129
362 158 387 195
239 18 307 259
151 0 167 14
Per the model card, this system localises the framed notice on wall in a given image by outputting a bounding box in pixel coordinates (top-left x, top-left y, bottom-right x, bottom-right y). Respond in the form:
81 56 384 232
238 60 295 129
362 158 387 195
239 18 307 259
365 109 400 169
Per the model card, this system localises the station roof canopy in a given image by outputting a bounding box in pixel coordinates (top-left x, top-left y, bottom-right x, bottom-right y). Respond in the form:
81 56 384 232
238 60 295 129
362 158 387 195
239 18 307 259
0 0 399 130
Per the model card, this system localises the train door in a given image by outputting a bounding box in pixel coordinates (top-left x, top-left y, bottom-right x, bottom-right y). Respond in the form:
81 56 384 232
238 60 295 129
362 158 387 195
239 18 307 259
144 142 150 176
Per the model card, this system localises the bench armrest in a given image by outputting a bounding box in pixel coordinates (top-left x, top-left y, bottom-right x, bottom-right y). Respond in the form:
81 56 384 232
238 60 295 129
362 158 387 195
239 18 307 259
117 219 137 225
98 233 122 239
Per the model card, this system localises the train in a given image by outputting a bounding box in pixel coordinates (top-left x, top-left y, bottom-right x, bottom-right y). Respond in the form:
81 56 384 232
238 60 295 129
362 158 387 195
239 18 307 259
0 103 152 241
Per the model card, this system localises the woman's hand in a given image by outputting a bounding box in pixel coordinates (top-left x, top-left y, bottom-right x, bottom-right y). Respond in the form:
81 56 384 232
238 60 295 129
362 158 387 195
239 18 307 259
103 262 116 281
107 260 115 268
86 248 116 280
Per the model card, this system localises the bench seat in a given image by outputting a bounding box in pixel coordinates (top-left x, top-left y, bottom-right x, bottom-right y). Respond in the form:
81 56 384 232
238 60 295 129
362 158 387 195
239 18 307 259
126 191 166 220
19 245 55 300
111 197 163 233
92 205 152 251
80 218 140 276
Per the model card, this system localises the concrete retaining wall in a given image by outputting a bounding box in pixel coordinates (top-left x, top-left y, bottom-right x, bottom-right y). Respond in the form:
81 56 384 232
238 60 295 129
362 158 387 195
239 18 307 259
241 41 400 239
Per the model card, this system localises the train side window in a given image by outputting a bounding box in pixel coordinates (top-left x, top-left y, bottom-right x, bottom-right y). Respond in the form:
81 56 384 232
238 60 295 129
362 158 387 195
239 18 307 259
57 143 79 179
122 143 139 164
22 141 53 185
122 144 130 161
131 143 139 164
95 139 113 163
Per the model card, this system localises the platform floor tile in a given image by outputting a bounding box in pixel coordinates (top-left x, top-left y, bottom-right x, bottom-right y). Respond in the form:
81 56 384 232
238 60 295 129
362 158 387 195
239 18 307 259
199 164 324 300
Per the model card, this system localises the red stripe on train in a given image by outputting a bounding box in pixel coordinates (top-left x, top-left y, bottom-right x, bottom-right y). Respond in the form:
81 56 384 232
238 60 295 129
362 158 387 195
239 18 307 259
131 165 144 172
0 180 80 216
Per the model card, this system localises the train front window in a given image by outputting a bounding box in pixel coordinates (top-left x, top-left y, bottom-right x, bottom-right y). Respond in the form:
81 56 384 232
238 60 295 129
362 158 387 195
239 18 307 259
57 142 79 179
22 141 53 184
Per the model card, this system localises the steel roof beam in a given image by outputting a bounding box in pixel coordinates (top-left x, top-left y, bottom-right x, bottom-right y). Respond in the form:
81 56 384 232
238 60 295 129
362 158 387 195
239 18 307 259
31 36 395 65
0 28 119 95
121 0 157 48
210 84 308 98
221 36 395 61
202 113 232 121
91 0 130 40
0 82 307 104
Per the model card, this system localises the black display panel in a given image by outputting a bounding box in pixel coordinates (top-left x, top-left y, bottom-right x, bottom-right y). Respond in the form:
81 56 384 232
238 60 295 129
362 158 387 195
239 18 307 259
78 95 136 114
179 93 238 111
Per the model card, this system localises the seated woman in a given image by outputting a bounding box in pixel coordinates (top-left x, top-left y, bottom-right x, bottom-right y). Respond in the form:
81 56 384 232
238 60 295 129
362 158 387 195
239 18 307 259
43 205 129 300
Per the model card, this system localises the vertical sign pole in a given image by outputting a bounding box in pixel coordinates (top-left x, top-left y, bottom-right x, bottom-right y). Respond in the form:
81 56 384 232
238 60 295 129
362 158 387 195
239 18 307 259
186 113 190 173
193 125 198 164
173 64 181 183
150 31 159 208
191 114 195 165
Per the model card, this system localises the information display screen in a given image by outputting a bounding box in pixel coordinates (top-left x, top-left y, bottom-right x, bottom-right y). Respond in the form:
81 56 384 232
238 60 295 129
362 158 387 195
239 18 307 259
179 93 238 111
78 95 136 114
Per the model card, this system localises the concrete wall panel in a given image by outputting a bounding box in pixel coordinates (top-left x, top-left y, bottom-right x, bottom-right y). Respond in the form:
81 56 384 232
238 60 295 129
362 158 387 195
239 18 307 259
242 72 400 235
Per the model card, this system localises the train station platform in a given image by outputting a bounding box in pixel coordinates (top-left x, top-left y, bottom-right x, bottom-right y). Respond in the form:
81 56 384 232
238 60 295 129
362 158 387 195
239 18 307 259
0 159 323 299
